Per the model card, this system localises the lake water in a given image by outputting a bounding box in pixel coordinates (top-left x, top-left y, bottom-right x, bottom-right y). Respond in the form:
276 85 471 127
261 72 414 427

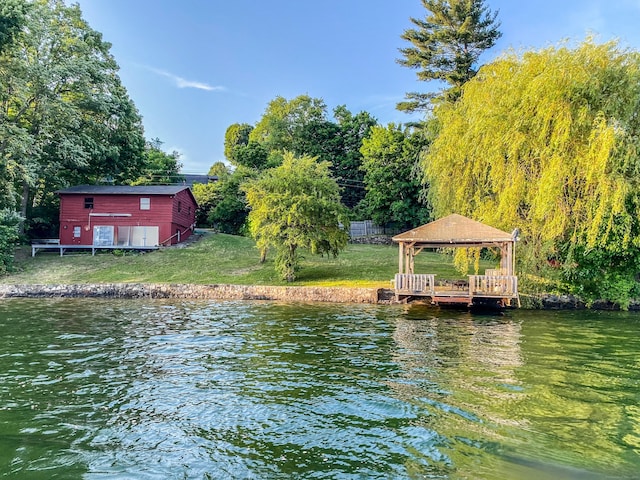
0 299 639 479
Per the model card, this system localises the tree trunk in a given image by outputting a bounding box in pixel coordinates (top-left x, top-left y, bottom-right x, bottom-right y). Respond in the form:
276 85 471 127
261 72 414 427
18 180 29 236
285 244 297 282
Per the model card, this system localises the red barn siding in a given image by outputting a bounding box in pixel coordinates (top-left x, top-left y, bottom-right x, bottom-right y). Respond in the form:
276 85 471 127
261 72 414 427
58 188 198 246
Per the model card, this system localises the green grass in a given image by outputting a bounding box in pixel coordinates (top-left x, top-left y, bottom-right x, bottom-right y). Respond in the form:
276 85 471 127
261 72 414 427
4 232 496 287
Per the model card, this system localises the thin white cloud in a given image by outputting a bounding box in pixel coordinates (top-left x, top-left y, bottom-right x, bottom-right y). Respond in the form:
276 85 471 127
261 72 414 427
146 66 224 92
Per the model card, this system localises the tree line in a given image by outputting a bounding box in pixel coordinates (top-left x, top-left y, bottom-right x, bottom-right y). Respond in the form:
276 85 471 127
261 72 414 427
192 0 501 282
4 0 640 303
190 95 429 280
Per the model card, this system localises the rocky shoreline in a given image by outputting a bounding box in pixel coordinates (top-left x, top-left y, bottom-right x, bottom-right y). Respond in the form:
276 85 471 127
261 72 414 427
0 283 387 304
1 283 637 310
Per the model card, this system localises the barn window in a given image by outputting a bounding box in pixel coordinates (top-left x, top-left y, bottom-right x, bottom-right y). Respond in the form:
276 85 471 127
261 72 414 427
140 197 150 210
178 201 182 212
73 226 81 238
93 226 114 246
84 197 94 209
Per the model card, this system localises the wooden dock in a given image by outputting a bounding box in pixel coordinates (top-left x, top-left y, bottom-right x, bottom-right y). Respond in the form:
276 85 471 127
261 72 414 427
394 273 519 308
391 215 521 308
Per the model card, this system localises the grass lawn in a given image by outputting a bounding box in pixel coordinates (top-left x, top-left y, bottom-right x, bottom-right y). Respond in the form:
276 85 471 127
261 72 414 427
4 232 497 287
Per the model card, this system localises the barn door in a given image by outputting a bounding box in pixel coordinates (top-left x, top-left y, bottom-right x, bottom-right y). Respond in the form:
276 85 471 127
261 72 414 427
131 226 159 246
72 225 82 244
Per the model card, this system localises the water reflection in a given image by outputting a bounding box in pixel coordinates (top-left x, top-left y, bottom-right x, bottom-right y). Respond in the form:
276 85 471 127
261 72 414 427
0 299 639 479
388 305 640 479
387 306 525 478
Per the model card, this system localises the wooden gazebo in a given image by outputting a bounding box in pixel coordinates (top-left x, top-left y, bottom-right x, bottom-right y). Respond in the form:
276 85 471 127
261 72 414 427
392 214 519 307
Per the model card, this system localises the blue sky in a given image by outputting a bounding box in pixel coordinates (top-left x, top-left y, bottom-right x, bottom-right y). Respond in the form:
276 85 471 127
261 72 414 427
73 0 640 174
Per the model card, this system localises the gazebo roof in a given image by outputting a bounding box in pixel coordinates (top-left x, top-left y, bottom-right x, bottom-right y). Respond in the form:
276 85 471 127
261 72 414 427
392 214 514 245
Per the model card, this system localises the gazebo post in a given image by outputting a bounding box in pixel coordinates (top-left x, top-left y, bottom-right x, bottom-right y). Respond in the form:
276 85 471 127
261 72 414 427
409 247 415 274
398 242 404 274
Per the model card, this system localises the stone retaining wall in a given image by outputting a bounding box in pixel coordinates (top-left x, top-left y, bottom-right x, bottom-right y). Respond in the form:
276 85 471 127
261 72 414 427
0 283 387 304
2 284 637 310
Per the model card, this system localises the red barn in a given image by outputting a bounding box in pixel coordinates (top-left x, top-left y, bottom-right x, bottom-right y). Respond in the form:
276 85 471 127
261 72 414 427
56 185 198 247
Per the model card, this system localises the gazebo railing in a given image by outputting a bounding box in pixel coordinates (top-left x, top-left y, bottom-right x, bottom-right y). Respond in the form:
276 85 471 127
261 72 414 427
469 275 518 297
394 274 435 294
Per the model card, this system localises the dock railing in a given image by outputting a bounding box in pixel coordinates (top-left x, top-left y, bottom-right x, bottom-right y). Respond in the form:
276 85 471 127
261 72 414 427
469 275 518 297
394 273 435 295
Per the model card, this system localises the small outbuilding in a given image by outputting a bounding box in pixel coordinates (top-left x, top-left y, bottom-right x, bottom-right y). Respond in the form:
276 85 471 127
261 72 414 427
392 214 519 307
54 185 198 250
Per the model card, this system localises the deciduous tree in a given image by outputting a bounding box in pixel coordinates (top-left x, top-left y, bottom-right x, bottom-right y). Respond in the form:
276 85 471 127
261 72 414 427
0 209 21 275
249 95 327 164
0 0 145 234
208 161 230 179
360 124 429 228
224 123 253 166
423 39 640 305
0 0 28 53
243 152 349 282
131 138 183 185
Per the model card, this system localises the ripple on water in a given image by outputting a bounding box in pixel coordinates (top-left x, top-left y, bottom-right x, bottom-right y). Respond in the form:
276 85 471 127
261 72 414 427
0 299 639 479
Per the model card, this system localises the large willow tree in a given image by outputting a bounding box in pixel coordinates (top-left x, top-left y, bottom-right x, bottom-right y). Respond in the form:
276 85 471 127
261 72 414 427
423 39 640 304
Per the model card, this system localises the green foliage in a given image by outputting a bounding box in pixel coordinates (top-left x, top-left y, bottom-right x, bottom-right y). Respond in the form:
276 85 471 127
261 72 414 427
243 152 350 282
562 246 640 309
224 123 253 165
0 0 145 231
193 167 255 234
209 167 256 234
223 97 378 209
453 247 481 275
207 161 230 179
131 138 183 185
0 209 21 275
191 182 220 226
331 106 378 208
249 95 327 157
397 0 501 111
0 0 28 54
232 141 269 169
360 124 430 228
208 195 248 235
424 39 640 305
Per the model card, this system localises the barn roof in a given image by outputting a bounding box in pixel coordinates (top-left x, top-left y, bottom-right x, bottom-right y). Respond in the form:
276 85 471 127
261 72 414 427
56 185 192 195
392 214 514 245
179 174 217 187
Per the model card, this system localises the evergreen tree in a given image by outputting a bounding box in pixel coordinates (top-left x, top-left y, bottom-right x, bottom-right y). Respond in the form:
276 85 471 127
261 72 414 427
397 0 501 112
